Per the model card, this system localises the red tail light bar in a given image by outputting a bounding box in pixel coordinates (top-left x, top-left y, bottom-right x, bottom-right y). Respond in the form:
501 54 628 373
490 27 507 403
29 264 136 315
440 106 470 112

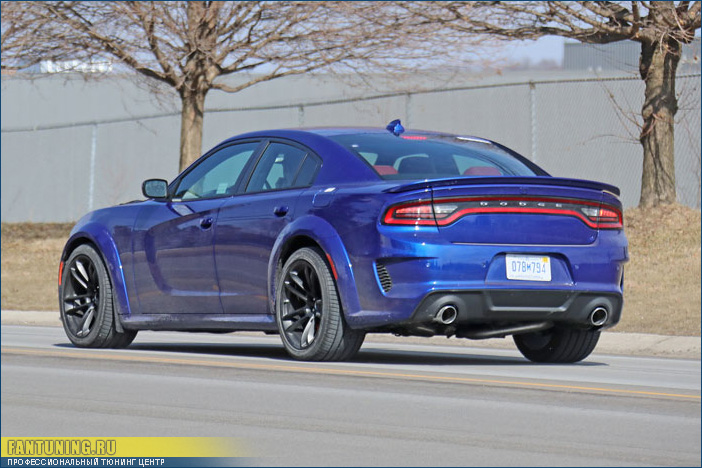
383 196 623 229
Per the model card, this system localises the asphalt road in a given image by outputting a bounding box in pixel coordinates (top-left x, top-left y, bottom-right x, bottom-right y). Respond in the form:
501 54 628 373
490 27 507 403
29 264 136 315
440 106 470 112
2 325 700 466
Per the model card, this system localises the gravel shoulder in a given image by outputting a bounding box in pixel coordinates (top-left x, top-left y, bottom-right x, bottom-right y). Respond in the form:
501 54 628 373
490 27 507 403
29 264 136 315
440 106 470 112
3 310 699 360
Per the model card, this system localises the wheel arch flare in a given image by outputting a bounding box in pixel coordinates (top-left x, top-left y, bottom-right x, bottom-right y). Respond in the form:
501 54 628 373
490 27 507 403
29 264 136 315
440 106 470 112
268 215 362 323
60 225 132 323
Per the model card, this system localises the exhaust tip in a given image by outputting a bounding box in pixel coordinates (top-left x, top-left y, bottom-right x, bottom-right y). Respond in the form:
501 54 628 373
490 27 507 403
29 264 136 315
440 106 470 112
589 307 608 327
435 305 458 325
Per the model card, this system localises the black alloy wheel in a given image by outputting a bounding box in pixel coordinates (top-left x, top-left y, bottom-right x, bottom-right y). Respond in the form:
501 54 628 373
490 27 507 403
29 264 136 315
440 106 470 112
60 244 137 348
280 260 323 350
62 253 100 338
276 247 364 361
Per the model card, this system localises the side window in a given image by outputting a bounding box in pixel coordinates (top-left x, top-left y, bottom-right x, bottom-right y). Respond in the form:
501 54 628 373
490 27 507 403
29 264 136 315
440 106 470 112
173 142 259 200
293 155 320 187
246 143 314 193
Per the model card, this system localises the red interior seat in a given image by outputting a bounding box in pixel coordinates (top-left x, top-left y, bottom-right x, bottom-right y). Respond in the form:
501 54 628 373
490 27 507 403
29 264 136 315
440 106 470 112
463 166 502 176
374 165 398 175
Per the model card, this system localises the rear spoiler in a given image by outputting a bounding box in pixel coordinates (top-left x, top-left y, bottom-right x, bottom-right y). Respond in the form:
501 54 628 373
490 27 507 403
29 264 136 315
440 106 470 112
384 176 620 196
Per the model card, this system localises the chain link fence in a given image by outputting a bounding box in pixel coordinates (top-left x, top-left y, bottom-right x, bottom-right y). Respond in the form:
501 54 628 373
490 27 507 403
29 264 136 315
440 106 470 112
1 73 700 222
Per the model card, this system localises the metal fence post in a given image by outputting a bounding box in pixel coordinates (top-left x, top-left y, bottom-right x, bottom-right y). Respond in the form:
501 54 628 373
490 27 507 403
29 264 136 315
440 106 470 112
529 81 537 163
88 123 97 212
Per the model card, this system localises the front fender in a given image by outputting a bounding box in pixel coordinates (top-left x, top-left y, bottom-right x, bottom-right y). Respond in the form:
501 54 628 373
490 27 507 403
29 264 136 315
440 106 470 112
268 215 362 325
61 224 132 319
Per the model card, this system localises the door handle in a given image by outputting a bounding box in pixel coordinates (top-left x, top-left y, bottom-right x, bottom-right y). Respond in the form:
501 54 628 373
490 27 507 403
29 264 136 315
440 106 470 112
273 206 289 217
199 217 213 230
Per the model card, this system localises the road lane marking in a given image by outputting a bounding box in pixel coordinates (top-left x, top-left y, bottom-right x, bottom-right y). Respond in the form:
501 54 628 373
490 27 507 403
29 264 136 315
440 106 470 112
3 346 700 401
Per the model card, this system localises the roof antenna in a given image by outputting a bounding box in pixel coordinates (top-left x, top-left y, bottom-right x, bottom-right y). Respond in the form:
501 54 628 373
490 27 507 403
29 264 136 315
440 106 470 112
386 119 405 136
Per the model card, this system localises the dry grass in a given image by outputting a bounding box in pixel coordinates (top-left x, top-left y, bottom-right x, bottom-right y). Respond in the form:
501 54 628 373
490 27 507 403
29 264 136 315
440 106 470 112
1 207 700 336
618 204 701 336
1 223 74 311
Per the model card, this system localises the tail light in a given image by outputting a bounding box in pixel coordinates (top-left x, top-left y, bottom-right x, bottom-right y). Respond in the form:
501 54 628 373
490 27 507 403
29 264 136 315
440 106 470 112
383 197 623 229
592 206 623 228
382 201 436 225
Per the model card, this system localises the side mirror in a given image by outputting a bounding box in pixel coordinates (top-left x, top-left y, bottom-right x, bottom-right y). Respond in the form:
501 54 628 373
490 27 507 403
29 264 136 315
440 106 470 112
142 179 168 199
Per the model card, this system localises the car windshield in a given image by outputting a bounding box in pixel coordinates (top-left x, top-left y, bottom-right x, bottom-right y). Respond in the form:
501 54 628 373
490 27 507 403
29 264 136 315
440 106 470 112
330 133 541 180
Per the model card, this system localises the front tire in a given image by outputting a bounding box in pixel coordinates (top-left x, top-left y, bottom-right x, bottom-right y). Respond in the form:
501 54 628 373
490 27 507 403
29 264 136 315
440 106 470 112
275 247 364 361
60 244 137 348
513 326 600 363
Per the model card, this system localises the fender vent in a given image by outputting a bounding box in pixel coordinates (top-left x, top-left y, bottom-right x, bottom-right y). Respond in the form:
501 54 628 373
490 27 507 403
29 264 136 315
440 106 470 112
375 262 393 293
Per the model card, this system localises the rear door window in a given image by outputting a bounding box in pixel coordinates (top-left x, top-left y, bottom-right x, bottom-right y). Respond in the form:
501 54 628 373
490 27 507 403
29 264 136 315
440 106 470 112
245 142 319 193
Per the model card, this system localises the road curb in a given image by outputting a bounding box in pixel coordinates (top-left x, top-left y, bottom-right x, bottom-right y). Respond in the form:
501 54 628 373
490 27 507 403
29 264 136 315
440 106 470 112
2 310 700 359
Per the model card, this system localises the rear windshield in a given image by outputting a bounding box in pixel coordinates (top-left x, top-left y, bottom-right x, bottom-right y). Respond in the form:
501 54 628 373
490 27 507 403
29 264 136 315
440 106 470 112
330 134 541 179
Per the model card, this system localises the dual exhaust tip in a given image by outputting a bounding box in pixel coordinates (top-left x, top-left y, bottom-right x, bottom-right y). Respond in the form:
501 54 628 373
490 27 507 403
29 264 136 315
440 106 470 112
435 304 608 327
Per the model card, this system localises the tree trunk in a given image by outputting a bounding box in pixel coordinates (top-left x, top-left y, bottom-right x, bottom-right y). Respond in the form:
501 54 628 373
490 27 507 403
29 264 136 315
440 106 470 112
638 39 681 207
179 90 207 171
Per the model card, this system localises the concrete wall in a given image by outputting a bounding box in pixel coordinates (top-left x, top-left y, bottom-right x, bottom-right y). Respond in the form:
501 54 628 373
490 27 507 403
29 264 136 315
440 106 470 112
1 71 700 222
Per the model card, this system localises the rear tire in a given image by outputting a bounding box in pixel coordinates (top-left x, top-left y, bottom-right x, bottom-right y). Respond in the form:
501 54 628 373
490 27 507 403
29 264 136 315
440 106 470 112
513 326 600 363
60 244 137 348
275 247 364 361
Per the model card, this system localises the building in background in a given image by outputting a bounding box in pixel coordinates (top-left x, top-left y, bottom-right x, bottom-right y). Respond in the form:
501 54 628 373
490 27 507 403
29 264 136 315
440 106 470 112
564 38 700 73
22 60 113 74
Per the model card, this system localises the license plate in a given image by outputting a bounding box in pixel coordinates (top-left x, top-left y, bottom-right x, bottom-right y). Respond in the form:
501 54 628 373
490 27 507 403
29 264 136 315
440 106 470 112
505 255 551 281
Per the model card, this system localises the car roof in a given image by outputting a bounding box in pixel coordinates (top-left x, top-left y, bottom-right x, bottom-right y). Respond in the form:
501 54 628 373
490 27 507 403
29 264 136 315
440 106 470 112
220 127 496 151
224 126 470 141
302 127 455 137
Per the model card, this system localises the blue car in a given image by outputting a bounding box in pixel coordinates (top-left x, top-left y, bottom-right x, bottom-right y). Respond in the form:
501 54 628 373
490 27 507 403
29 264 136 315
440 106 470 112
58 122 628 362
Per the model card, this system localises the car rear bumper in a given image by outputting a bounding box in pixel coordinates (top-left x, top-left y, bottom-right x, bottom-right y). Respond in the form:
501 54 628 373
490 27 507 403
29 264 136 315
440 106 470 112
401 289 622 335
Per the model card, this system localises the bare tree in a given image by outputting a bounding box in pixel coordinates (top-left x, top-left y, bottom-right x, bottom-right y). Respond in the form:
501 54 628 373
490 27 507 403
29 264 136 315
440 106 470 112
1 1 447 170
1 2 52 72
403 1 700 207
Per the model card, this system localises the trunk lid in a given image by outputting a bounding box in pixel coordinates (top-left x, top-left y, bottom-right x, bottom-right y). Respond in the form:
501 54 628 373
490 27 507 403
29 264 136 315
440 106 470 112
420 177 619 245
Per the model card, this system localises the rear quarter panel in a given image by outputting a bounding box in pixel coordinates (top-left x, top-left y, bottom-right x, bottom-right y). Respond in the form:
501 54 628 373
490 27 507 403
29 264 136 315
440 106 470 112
291 183 434 327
